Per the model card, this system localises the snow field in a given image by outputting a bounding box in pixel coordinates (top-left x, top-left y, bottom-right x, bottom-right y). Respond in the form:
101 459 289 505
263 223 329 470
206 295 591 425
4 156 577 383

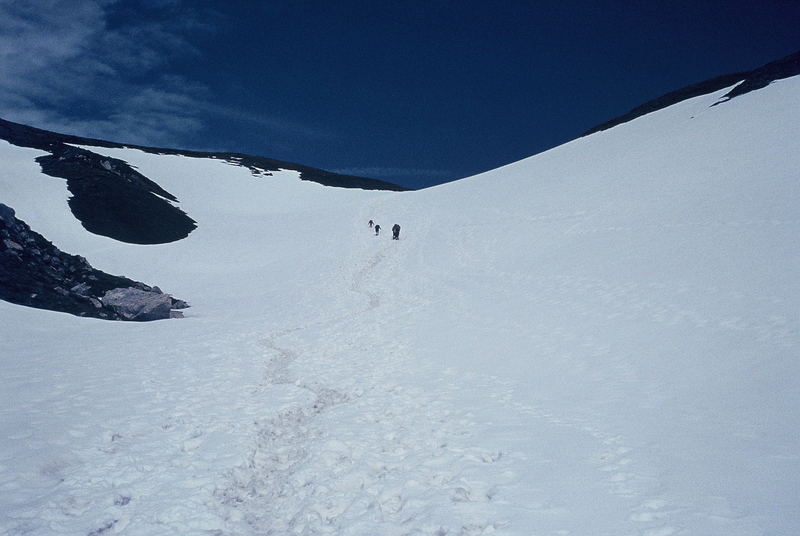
1 75 799 535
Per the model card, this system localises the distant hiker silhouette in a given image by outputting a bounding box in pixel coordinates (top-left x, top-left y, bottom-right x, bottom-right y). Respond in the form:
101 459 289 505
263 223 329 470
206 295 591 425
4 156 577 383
368 219 374 228
392 224 401 240
374 224 380 236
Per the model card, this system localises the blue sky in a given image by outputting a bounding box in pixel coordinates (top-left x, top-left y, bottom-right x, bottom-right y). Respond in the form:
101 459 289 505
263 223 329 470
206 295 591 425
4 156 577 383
1 0 798 188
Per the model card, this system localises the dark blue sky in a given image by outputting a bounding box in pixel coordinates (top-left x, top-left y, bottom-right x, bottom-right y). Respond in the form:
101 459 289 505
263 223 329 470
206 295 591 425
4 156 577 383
1 1 798 188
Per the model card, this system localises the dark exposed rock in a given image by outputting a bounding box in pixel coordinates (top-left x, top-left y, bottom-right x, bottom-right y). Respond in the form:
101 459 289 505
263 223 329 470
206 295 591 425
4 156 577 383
0 204 15 222
716 51 800 102
35 145 197 244
0 203 188 321
583 50 800 137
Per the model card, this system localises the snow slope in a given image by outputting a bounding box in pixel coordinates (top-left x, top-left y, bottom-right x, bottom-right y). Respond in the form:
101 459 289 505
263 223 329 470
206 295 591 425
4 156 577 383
1 76 799 535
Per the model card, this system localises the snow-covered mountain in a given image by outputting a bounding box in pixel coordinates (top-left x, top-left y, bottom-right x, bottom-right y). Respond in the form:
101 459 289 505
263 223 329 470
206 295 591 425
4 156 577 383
1 58 799 535
0 118 406 319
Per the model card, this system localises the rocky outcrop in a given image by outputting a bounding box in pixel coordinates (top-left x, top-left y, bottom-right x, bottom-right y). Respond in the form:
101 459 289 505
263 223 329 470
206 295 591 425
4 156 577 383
101 287 175 321
35 145 197 245
0 119 196 245
0 203 188 321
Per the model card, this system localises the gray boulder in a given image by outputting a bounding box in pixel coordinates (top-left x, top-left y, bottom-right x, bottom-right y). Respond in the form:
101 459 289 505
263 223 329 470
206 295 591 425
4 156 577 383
71 282 91 296
3 239 23 251
102 287 173 321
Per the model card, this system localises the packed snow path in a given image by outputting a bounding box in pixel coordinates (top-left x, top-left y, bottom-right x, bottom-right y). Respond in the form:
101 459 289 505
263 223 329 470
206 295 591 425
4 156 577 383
211 234 683 536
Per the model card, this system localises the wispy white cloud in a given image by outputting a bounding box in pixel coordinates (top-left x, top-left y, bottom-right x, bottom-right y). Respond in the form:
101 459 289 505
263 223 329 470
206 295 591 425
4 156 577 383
0 0 326 148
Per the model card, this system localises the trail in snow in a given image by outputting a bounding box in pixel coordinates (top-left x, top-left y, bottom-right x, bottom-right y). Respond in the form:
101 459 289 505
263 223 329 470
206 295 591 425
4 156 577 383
208 219 688 536
211 238 510 534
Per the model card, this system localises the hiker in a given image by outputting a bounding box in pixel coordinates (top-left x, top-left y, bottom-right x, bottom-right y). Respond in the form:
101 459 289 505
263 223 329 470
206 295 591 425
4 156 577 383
368 219 374 228
392 224 401 240
374 224 380 236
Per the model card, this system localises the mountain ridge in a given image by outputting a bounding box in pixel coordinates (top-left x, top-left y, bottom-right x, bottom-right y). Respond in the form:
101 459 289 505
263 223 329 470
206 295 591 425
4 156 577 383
582 50 800 136
0 117 409 192
0 117 408 245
